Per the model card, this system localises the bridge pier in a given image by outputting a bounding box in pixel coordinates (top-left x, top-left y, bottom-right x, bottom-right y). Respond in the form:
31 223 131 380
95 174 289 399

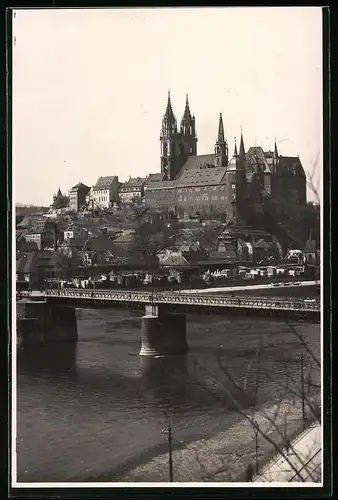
140 306 188 356
17 300 78 346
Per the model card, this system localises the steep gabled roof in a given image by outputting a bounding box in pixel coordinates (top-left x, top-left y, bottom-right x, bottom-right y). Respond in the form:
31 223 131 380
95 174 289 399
246 146 271 173
94 176 118 189
70 182 90 191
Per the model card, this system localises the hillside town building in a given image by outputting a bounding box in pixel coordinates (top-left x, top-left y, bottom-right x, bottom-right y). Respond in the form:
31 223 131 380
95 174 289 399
90 176 120 209
119 177 147 204
69 182 90 212
145 93 307 224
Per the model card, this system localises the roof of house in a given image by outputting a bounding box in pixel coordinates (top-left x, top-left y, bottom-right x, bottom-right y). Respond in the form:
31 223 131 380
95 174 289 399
64 237 87 248
84 236 125 254
160 251 190 267
120 177 146 191
16 252 38 274
94 176 118 189
70 182 90 191
304 240 316 253
17 215 45 228
176 166 227 187
145 180 177 191
146 173 166 184
16 229 27 240
113 233 136 245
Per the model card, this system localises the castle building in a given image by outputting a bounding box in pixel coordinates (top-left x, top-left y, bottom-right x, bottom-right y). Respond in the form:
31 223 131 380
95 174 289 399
145 93 307 224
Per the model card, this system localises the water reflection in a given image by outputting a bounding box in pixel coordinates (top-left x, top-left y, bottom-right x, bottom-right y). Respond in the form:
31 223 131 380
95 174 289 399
18 341 77 377
140 355 190 415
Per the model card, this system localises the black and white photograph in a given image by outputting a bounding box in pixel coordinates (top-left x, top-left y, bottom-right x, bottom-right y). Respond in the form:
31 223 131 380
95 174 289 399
11 7 324 488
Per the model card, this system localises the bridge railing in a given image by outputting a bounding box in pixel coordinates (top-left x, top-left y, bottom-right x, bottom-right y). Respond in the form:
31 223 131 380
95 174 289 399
44 289 320 312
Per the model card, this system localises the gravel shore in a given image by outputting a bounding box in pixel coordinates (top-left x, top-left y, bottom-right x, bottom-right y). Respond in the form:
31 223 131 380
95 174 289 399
118 394 320 483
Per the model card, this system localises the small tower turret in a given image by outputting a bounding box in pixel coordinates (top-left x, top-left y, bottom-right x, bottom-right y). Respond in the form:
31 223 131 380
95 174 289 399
239 129 246 159
233 138 238 157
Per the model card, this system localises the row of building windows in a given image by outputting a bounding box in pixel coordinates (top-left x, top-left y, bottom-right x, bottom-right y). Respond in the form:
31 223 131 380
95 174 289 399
177 185 227 194
179 204 226 211
177 195 228 202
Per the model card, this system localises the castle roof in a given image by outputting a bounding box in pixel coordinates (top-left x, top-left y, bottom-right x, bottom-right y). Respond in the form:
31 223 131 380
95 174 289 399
275 156 305 177
178 154 216 176
246 147 271 173
176 166 227 187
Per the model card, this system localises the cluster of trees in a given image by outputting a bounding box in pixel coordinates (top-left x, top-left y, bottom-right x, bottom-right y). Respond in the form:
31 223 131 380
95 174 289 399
247 198 320 251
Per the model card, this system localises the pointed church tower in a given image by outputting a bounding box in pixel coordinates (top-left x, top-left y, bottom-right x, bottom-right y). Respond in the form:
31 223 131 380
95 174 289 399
239 129 246 159
274 139 279 159
233 138 238 157
180 93 197 157
214 113 228 167
160 91 182 180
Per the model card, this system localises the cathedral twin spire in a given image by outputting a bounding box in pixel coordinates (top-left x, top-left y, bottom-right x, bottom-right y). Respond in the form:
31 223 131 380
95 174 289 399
162 91 196 138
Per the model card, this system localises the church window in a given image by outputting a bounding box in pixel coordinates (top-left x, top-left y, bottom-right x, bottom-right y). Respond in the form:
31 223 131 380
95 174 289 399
204 186 207 191
212 186 217 191
202 194 209 201
221 196 225 201
195 187 200 192
232 184 236 189
212 195 218 201
189 188 192 192
220 185 225 190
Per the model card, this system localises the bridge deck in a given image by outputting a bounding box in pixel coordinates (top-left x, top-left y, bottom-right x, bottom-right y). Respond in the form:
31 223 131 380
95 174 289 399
44 289 320 313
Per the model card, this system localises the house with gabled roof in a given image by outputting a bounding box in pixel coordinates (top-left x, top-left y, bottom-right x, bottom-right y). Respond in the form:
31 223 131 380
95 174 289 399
91 176 119 209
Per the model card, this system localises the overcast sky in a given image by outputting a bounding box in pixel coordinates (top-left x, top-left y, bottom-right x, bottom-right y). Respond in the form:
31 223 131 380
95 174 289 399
12 7 322 206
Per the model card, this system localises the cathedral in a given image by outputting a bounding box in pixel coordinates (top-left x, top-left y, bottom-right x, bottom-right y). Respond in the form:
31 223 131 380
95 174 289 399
144 92 307 224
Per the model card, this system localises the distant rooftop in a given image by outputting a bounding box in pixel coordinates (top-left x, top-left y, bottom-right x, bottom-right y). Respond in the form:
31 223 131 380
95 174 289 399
94 176 118 189
70 182 90 191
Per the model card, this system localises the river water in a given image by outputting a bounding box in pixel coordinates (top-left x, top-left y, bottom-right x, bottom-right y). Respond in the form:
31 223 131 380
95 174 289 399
16 309 320 483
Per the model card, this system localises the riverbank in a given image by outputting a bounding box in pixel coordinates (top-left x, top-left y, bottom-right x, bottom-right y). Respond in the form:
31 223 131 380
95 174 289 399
117 394 321 483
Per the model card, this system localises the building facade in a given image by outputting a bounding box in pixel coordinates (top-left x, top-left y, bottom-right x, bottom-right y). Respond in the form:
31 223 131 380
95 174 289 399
119 177 147 204
145 93 307 225
69 182 91 212
91 176 119 209
23 220 57 250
